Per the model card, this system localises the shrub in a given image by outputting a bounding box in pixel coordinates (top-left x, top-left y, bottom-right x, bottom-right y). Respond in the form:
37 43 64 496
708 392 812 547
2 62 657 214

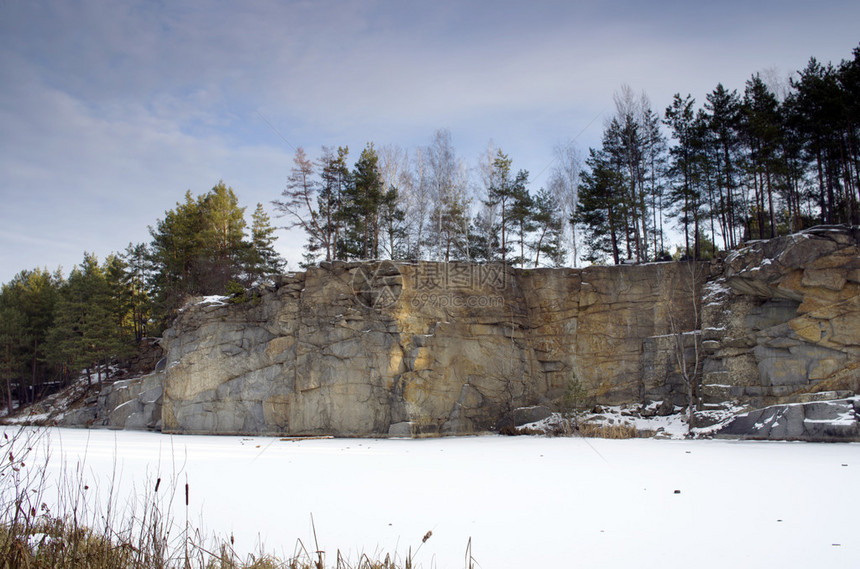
578 422 639 439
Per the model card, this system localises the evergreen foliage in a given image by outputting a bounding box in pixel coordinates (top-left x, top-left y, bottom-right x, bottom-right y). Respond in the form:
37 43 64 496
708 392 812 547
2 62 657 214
148 181 283 325
247 203 285 284
46 253 133 387
0 268 60 409
0 181 285 412
530 187 567 267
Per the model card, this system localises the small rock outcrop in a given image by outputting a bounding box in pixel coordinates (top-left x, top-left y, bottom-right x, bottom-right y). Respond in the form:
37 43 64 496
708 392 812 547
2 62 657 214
99 372 164 430
716 398 860 441
701 227 860 411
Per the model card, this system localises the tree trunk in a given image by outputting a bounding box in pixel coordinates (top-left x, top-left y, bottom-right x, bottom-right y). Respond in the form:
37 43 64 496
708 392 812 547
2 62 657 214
607 204 620 265
766 164 776 238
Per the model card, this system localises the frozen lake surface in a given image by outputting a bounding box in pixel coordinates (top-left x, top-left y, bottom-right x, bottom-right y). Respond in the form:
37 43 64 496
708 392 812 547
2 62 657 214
9 427 859 568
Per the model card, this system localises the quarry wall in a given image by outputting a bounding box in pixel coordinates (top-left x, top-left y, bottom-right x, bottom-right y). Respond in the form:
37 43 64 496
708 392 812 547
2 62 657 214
104 226 860 437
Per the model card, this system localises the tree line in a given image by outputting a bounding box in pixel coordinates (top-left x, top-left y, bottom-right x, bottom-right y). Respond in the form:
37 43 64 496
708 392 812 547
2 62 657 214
277 132 572 268
0 182 284 412
282 44 859 267
577 47 860 264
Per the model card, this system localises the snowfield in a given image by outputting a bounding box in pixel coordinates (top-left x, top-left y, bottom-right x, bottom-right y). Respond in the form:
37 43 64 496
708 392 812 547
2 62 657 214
7 428 859 568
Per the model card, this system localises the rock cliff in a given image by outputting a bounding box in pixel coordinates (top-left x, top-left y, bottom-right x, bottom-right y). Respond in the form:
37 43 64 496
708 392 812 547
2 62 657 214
700 226 860 412
129 226 860 438
159 261 702 436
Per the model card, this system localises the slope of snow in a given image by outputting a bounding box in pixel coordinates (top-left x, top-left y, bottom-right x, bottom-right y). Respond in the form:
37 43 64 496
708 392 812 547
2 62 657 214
519 402 749 439
6 427 858 568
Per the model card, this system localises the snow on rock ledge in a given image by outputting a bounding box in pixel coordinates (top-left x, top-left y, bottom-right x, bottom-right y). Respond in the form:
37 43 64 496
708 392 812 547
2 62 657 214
715 398 860 441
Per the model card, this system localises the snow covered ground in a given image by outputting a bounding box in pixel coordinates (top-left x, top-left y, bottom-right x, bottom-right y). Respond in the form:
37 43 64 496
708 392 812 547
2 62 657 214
6 427 859 568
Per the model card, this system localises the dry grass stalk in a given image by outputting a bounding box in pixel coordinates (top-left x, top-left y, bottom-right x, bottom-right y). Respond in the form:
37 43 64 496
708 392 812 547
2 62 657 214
578 422 640 439
2 426 474 569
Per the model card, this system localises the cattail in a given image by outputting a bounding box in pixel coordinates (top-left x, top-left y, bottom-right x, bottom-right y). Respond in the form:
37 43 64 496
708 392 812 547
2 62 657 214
185 483 189 506
154 478 161 493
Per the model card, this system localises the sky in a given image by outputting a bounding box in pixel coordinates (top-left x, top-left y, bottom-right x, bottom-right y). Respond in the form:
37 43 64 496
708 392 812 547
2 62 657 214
1 0 858 284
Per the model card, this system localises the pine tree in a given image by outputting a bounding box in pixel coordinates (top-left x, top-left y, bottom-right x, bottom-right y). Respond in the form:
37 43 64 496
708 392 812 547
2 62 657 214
103 254 135 347
704 83 743 248
485 150 530 265
274 147 332 263
46 253 128 386
790 55 859 225
741 75 782 239
121 243 151 341
574 148 627 264
148 182 250 321
343 143 385 259
0 268 60 404
318 146 351 262
467 211 499 263
530 187 567 267
147 190 205 313
246 203 285 283
0 304 26 412
604 112 646 261
379 186 407 260
197 181 247 290
665 93 702 258
0 286 30 411
641 106 669 258
508 173 534 267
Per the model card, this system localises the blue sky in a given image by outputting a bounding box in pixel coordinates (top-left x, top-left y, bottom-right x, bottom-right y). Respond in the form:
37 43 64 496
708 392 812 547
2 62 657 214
1 0 858 283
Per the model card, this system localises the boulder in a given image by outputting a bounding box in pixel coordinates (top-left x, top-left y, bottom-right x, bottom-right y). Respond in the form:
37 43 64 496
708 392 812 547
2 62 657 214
98 372 163 430
512 405 553 426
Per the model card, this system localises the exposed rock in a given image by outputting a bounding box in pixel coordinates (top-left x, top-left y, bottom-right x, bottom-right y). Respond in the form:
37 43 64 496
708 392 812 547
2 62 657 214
158 261 701 436
88 226 859 438
387 422 413 437
123 337 164 377
715 398 860 441
656 399 676 417
98 372 163 430
58 406 98 427
512 405 553 426
701 226 860 409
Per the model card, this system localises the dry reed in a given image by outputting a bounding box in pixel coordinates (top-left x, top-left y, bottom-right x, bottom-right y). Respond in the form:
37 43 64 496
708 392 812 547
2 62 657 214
0 426 473 569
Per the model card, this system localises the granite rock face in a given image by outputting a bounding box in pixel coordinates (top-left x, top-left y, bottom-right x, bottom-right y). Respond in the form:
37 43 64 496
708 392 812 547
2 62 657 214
160 262 700 436
715 398 860 441
91 226 857 438
98 372 164 430
700 227 860 411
